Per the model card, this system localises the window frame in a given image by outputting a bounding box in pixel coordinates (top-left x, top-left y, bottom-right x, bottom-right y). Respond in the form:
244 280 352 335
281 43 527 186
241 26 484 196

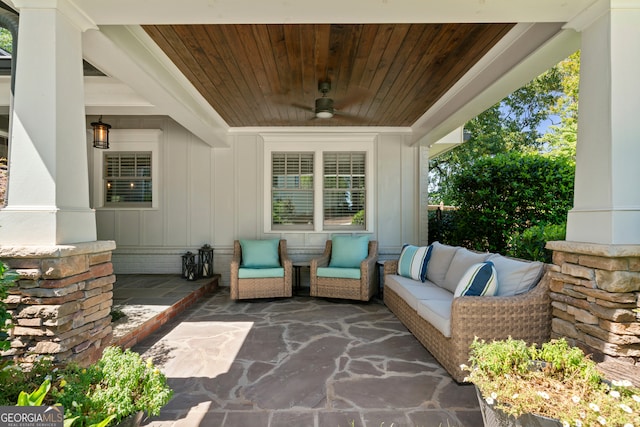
263 133 375 233
271 152 315 231
322 151 367 231
103 151 153 208
91 129 161 210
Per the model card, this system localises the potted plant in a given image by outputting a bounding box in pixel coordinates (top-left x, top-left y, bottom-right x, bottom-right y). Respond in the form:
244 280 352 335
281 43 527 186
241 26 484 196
463 337 640 427
0 346 173 427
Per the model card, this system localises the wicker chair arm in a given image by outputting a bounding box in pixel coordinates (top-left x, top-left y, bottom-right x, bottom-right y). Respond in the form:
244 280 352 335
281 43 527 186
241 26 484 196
279 239 292 275
310 241 331 270
231 241 242 270
383 259 399 276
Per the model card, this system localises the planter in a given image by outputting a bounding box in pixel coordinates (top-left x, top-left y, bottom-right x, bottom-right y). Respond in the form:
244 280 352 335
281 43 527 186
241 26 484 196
115 411 144 427
475 386 562 427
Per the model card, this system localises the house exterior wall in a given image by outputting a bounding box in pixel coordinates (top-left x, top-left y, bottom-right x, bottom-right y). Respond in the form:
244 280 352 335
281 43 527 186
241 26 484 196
87 116 421 285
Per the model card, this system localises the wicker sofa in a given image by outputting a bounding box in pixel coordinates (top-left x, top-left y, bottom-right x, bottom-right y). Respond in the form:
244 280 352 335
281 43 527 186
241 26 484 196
383 242 551 383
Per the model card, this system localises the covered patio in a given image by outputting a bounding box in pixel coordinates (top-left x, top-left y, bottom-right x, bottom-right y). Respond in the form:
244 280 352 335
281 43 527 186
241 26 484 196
0 0 638 407
113 276 482 427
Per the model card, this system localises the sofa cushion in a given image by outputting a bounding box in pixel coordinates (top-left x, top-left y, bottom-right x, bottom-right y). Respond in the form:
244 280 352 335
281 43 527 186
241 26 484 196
425 242 459 286
416 299 453 338
329 235 369 268
397 244 433 282
487 254 545 296
238 267 284 279
441 248 490 293
385 274 453 311
453 261 498 297
317 267 361 280
240 239 280 268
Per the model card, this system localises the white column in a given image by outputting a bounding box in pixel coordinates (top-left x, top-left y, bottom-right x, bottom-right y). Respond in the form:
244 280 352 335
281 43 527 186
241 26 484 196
419 144 430 246
567 3 640 244
0 2 98 245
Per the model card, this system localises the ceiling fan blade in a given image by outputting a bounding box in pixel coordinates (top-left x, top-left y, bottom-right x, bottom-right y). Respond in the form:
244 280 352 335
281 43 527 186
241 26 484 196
332 110 369 124
333 86 370 110
290 102 315 113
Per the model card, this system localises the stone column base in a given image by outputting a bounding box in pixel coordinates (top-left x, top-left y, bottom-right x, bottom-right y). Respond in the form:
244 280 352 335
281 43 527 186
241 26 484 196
546 241 640 366
1 241 116 367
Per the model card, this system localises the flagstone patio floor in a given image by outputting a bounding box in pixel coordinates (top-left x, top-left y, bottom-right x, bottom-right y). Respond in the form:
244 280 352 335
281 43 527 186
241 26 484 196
113 275 483 427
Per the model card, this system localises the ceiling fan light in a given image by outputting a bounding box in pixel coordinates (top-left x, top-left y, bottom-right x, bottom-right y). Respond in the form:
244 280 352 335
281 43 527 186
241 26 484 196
315 96 334 119
316 110 334 119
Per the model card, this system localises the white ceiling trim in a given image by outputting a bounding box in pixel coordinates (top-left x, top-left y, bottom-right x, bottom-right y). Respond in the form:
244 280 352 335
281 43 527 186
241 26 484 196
60 0 599 25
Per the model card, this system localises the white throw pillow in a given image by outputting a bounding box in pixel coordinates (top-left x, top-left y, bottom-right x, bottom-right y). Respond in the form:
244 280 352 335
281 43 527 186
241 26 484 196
487 254 544 296
441 248 490 293
425 242 459 287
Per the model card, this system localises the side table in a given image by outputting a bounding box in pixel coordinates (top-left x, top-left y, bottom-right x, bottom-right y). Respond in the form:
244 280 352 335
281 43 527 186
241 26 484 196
376 260 386 298
292 261 310 293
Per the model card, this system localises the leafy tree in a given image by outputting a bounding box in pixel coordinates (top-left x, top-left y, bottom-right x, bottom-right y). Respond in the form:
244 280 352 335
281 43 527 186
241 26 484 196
429 65 564 204
0 27 12 53
445 152 574 253
539 51 580 158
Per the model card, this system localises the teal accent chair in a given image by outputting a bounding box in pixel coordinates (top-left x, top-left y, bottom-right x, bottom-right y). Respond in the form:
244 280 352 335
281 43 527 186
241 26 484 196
230 239 292 300
310 239 378 301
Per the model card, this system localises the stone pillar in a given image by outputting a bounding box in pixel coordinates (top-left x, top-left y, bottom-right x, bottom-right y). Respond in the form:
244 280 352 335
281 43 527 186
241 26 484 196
546 241 640 366
1 241 116 367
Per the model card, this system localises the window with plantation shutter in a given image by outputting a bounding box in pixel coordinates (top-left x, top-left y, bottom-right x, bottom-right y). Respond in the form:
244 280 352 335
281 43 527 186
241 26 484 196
271 152 314 229
104 152 152 207
323 152 366 229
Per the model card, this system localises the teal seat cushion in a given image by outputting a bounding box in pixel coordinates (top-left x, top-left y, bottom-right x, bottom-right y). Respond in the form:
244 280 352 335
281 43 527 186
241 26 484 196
238 267 284 279
329 235 369 268
317 267 361 280
240 239 280 268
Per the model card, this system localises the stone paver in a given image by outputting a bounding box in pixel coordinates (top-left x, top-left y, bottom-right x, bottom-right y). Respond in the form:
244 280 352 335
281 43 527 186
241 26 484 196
131 287 482 427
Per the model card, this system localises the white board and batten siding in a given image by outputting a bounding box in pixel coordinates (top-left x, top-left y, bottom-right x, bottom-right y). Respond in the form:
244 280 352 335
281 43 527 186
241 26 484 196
88 116 422 285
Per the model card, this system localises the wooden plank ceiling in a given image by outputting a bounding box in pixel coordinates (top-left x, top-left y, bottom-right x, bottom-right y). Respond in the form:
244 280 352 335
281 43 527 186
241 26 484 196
143 23 514 127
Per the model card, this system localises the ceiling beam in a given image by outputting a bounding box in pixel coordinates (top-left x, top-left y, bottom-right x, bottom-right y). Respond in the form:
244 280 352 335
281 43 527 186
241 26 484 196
58 0 599 26
411 23 581 146
82 25 230 147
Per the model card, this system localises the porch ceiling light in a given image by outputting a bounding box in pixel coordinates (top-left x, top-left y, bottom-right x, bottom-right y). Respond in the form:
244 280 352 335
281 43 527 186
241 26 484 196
91 115 111 149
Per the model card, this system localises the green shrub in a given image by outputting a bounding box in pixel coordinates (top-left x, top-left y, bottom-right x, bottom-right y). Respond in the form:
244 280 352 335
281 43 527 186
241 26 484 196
447 152 574 253
0 261 19 351
507 222 566 263
428 209 458 244
0 347 173 426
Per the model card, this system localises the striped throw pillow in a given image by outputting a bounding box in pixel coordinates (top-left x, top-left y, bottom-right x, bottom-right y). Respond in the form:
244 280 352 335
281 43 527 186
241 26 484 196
397 244 433 282
454 261 498 297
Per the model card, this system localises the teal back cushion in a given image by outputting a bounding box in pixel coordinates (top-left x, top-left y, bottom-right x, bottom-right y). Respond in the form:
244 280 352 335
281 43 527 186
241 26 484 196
240 239 280 268
329 235 370 268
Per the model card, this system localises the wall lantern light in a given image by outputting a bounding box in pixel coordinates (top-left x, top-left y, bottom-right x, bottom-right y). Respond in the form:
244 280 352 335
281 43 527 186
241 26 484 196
91 115 111 149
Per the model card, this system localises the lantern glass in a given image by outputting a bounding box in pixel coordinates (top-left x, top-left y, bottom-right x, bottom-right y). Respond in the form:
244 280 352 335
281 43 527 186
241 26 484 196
91 116 111 149
198 244 214 278
181 251 195 279
186 262 198 281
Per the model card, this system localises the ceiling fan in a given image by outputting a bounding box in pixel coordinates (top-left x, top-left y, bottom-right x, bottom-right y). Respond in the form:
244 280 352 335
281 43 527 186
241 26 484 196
290 80 368 121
